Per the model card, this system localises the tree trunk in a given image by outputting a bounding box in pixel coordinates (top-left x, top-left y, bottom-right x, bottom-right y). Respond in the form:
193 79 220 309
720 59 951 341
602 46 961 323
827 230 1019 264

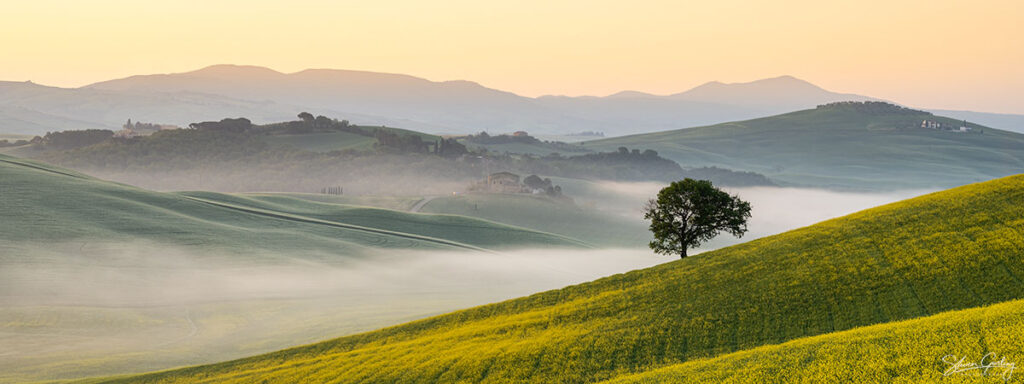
680 247 687 259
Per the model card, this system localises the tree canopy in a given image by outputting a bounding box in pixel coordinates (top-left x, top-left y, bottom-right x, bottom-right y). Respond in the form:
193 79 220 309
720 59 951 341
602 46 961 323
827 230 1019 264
644 178 751 258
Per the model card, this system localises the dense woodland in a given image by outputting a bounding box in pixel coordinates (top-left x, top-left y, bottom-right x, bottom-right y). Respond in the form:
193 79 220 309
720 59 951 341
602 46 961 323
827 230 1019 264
33 129 115 150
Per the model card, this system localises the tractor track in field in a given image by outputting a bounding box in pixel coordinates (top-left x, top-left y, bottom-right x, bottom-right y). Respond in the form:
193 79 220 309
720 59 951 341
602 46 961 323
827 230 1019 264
182 195 491 253
409 196 439 213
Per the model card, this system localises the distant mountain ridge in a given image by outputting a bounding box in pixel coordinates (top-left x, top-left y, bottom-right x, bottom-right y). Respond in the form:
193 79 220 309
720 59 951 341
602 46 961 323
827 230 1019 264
668 75 874 107
1 65 1021 135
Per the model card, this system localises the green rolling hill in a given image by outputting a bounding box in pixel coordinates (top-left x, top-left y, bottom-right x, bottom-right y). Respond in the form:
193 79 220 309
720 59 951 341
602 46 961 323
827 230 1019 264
179 192 588 249
0 153 582 258
253 193 424 211
586 102 1024 190
0 154 592 383
263 131 378 153
459 140 590 157
103 173 1024 383
262 125 441 154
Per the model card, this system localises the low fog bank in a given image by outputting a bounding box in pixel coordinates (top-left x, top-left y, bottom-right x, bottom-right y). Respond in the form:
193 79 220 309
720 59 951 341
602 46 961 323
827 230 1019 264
0 182 937 381
586 181 934 251
726 186 933 239
0 243 665 307
0 242 664 381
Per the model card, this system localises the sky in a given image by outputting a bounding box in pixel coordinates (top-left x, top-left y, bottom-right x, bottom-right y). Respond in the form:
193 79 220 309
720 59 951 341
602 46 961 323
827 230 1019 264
2 0 1022 113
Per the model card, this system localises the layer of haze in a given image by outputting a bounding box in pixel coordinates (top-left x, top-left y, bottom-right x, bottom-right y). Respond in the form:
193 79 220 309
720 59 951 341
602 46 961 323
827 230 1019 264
2 0 1023 113
0 183 932 381
0 243 663 382
585 181 932 251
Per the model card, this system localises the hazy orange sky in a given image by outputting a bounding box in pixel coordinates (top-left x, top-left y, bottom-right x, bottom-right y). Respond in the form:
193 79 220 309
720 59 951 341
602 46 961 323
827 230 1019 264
3 0 1022 113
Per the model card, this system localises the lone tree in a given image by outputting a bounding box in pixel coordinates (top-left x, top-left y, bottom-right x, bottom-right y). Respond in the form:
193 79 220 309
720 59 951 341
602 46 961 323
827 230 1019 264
644 178 751 258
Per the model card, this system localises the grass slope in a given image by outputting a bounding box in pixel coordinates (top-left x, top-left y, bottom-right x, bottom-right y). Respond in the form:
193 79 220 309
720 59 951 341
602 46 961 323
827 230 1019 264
256 193 423 211
0 154 579 258
179 192 588 249
264 131 377 153
263 125 440 153
419 193 649 247
106 174 1024 383
0 154 584 382
461 141 589 156
607 299 1024 383
587 104 1024 190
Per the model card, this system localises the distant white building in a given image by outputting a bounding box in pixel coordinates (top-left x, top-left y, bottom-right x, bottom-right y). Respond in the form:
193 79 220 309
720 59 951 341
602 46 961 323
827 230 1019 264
921 120 943 129
959 120 972 132
921 119 973 132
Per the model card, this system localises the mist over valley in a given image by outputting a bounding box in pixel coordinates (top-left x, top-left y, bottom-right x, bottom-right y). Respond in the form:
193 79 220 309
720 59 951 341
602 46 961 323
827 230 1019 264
2 4 1023 381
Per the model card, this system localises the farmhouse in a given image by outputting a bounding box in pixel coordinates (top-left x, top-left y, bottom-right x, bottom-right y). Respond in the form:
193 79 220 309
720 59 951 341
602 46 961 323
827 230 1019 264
921 119 973 133
485 172 523 193
469 172 566 199
921 120 946 129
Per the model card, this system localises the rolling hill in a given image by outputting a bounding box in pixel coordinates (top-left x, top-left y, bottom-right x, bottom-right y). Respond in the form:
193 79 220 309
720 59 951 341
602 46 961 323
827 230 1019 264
0 154 594 382
179 192 588 250
0 153 581 257
263 131 379 153
587 102 1024 190
460 140 591 157
930 108 1024 134
102 173 1024 383
261 124 441 153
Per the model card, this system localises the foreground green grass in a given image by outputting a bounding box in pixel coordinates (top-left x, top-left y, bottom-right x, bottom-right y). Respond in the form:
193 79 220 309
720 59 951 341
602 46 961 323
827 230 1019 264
587 104 1024 190
607 298 1024 383
104 174 1024 383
